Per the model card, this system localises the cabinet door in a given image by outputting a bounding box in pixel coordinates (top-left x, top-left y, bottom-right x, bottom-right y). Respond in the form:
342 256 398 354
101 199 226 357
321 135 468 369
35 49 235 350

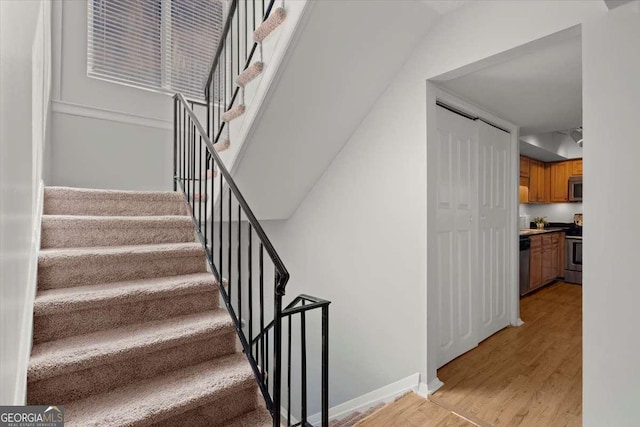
529 161 544 203
550 162 570 202
571 159 583 176
558 233 566 277
520 156 530 178
529 236 543 290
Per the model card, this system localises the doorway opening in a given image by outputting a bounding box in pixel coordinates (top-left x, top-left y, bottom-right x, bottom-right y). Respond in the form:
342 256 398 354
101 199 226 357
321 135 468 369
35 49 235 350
426 26 584 426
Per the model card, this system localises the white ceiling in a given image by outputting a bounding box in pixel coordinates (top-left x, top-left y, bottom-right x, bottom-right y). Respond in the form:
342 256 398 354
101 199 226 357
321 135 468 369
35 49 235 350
441 34 582 135
422 0 471 15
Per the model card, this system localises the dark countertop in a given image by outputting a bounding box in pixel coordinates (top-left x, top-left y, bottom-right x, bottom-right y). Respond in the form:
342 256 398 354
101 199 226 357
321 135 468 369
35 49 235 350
519 228 566 237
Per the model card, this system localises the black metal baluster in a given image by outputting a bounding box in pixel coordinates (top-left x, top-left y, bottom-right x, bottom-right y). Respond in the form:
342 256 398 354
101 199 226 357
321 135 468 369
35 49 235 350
237 204 242 332
244 0 247 64
248 224 253 357
173 98 177 191
287 314 292 426
229 19 233 106
191 119 196 218
321 305 329 427
237 2 240 76
228 190 232 303
219 176 223 284
259 243 265 382
253 0 256 31
210 150 214 266
182 107 186 194
301 300 307 423
266 324 269 388
199 136 203 233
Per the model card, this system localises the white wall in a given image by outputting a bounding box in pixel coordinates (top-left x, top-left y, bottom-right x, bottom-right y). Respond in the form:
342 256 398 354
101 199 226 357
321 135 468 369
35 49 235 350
256 0 626 414
520 203 583 223
0 0 51 404
49 0 173 190
582 2 640 426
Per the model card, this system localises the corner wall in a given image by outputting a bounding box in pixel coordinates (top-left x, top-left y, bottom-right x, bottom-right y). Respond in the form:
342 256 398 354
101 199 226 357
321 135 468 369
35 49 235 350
582 2 640 425
0 0 51 404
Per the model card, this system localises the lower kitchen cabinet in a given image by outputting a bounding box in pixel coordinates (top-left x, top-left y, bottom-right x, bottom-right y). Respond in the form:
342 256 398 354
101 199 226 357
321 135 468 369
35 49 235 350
530 237 543 289
528 232 565 293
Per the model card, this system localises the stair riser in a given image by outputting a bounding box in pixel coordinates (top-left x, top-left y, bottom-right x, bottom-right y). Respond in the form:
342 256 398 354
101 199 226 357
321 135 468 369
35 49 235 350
38 255 207 290
33 291 218 344
28 333 237 405
150 384 259 427
41 226 195 248
44 199 190 217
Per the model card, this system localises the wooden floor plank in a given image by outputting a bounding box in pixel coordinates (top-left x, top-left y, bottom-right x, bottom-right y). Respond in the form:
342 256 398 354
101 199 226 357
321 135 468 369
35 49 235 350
434 282 582 427
355 393 473 427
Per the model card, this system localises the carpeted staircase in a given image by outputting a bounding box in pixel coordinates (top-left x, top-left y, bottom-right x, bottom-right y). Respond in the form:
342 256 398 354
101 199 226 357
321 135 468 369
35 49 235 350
28 186 271 426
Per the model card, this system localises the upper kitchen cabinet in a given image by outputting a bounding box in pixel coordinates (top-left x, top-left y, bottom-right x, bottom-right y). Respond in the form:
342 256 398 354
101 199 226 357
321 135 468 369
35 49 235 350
528 159 545 203
549 161 571 202
570 158 583 175
520 156 530 178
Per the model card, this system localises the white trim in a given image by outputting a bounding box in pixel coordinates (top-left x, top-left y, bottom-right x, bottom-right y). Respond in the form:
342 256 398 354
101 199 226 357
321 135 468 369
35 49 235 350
51 99 172 130
513 317 524 327
13 180 44 405
306 373 421 426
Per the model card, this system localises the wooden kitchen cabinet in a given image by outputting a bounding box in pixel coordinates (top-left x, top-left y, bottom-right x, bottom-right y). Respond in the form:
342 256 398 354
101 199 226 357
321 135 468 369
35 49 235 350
519 157 582 204
549 161 570 203
542 235 556 283
528 232 565 293
529 236 543 290
558 232 566 278
520 156 530 178
570 159 583 175
528 160 545 203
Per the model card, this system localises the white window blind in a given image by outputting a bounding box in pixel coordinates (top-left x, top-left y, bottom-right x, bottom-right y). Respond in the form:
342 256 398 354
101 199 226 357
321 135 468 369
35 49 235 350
88 0 224 100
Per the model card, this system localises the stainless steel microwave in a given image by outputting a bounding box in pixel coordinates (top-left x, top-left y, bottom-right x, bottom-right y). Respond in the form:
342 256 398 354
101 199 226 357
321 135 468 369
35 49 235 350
569 176 583 202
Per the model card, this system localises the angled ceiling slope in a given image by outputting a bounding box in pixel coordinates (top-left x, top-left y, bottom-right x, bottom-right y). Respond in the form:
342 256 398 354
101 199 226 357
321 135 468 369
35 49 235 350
232 1 440 220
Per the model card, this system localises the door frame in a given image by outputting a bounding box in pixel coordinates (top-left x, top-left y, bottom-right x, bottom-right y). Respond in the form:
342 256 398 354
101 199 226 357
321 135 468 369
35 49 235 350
425 83 521 392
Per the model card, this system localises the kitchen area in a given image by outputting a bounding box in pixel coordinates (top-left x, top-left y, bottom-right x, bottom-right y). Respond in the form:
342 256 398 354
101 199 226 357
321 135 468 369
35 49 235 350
519 134 583 296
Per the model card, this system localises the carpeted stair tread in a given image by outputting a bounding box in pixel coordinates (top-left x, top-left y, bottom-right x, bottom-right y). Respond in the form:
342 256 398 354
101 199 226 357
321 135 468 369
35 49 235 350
225 407 273 427
29 310 233 382
44 186 190 216
64 353 255 427
38 242 207 289
34 273 217 316
44 186 187 202
39 242 204 264
41 215 195 248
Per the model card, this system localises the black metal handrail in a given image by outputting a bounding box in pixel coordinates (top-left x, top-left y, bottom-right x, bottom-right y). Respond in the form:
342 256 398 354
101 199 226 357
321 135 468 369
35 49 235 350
174 90 329 425
252 295 330 426
174 1 330 424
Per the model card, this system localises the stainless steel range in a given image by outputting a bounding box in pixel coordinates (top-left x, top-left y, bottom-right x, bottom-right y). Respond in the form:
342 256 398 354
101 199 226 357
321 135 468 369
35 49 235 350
564 214 583 284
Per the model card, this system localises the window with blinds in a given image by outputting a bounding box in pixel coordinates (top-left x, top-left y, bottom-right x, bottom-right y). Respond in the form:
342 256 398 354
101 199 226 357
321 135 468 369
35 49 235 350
87 0 224 100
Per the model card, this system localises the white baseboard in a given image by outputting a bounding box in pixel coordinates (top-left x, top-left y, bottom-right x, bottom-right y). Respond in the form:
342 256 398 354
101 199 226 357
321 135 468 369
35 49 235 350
512 317 524 327
51 100 172 130
305 373 421 426
13 180 44 404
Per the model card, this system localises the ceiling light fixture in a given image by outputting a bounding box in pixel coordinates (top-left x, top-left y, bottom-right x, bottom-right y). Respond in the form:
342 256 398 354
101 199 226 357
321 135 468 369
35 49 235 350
570 127 583 147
